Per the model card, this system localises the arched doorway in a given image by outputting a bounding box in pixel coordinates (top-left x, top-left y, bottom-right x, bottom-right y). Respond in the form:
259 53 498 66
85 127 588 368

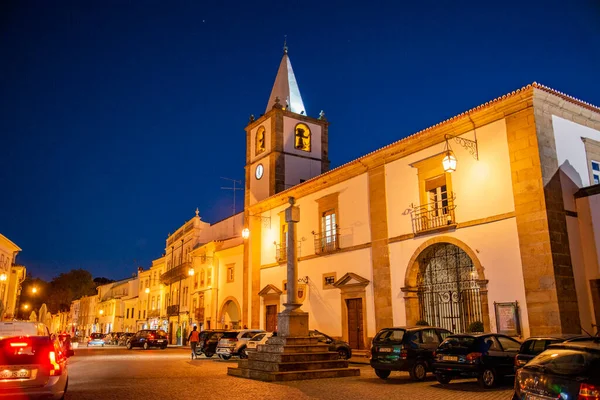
416 242 483 333
219 297 241 329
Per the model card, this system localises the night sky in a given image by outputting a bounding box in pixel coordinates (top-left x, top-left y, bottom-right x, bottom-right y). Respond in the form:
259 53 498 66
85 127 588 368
1 1 599 281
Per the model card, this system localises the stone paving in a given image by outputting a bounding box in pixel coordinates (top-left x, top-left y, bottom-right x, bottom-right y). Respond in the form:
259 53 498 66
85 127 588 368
66 346 514 400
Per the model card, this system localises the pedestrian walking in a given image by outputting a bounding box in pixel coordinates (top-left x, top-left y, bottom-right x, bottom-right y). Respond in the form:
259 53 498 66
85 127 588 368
188 326 200 359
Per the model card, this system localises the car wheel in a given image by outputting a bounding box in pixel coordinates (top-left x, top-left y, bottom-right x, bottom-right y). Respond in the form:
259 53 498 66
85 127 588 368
204 352 214 358
59 377 68 400
337 348 350 360
127 342 132 350
222 354 231 360
375 369 391 380
409 361 427 381
478 368 497 389
101 344 104 347
435 373 451 384
143 342 149 350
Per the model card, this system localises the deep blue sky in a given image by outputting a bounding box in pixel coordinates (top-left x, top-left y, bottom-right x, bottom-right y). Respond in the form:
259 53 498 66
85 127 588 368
1 1 599 281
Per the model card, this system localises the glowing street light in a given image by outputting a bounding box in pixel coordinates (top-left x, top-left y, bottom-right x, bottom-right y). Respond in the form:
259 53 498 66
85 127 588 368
188 267 195 277
145 287 150 294
442 150 457 173
99 309 104 315
242 228 250 240
23 304 29 310
32 287 38 294
0 273 7 281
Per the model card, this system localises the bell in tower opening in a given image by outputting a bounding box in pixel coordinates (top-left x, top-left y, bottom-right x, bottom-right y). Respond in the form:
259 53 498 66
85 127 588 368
294 123 311 152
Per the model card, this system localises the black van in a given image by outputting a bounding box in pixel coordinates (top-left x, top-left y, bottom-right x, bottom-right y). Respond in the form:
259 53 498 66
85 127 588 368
370 326 452 381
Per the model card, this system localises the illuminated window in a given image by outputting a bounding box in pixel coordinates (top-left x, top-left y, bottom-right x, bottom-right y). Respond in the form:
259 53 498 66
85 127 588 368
592 160 600 185
207 268 212 286
315 193 340 254
194 272 198 289
294 123 311 152
200 270 205 287
322 210 337 244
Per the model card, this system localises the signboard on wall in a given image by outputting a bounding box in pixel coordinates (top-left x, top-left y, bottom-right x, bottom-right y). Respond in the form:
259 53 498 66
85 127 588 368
494 301 521 337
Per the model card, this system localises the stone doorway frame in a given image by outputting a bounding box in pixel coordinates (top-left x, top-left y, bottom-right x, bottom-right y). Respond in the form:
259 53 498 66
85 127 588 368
333 273 370 349
258 284 282 331
401 236 490 332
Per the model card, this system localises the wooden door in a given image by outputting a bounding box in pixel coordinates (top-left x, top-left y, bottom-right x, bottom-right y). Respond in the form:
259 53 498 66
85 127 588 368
265 305 277 332
346 298 364 349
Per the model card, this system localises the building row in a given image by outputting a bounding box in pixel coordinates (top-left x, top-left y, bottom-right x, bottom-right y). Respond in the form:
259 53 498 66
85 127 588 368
55 49 600 348
0 234 27 322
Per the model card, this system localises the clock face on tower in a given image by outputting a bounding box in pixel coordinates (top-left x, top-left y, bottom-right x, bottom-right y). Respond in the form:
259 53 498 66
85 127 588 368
255 164 264 180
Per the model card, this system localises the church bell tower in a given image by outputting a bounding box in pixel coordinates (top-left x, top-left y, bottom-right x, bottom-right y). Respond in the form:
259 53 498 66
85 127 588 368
244 45 330 207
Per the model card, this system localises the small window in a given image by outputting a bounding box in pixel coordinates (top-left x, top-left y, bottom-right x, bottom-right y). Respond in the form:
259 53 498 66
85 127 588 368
592 160 600 185
226 265 235 283
421 329 440 345
207 268 212 286
323 273 336 290
294 123 311 152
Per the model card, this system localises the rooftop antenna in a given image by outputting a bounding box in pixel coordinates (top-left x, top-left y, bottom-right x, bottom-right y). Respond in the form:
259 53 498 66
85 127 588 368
220 177 243 216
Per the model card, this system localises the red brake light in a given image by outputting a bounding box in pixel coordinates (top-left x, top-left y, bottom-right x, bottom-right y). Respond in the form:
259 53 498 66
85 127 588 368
466 352 482 362
9 342 28 347
48 351 62 376
148 335 154 340
579 383 600 399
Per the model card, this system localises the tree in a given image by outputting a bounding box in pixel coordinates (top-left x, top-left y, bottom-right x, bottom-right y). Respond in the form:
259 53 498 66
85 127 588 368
29 311 37 322
93 277 115 286
46 269 97 313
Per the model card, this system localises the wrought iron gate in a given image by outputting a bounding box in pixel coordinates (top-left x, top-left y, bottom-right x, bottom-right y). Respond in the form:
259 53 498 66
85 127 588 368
417 243 483 333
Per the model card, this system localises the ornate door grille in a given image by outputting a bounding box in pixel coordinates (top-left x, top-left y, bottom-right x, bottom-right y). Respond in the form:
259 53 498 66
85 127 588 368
417 243 483 333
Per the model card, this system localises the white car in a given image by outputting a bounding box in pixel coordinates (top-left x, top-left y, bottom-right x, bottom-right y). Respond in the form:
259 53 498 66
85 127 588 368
245 332 273 355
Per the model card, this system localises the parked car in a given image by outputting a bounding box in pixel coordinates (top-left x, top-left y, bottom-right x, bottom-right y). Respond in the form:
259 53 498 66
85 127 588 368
216 329 265 360
433 333 521 388
370 326 453 381
513 339 600 400
194 330 226 358
118 333 134 346
514 334 585 371
309 330 353 360
127 329 168 350
87 332 105 347
245 332 274 356
0 335 69 399
0 321 51 339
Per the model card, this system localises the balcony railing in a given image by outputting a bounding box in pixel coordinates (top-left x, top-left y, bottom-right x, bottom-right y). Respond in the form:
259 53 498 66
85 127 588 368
160 261 192 285
166 304 180 316
313 231 340 254
148 310 160 318
275 243 302 262
411 192 456 234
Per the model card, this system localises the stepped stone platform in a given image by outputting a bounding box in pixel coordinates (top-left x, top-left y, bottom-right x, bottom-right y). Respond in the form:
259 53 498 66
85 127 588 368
227 336 360 382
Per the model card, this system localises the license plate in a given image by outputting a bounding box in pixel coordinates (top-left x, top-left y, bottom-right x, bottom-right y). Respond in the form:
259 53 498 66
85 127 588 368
378 347 393 352
157 340 164 343
0 369 31 379
443 356 458 362
525 395 555 400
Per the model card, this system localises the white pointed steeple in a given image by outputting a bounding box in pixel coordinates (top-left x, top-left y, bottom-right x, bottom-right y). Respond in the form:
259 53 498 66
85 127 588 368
265 43 306 115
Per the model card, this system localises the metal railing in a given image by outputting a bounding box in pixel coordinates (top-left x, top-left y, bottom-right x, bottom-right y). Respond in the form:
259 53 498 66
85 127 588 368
313 231 340 254
166 304 179 316
411 192 456 234
275 243 302 262
160 261 192 285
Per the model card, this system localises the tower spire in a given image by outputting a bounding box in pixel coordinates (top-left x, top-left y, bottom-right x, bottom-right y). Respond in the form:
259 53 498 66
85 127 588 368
265 40 306 115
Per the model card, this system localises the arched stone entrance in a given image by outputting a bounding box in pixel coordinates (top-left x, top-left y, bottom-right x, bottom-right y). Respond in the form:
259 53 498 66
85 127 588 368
219 296 242 329
402 237 490 332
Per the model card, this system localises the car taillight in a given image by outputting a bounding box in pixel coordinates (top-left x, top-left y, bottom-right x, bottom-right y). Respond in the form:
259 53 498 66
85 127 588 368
9 342 28 347
48 351 62 376
579 383 600 399
148 335 154 340
465 352 482 363
514 355 527 367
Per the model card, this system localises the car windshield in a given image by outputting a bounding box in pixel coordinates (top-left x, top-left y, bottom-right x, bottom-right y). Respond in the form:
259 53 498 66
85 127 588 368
155 330 167 338
439 336 476 350
221 332 239 339
374 329 405 343
0 337 52 365
527 349 599 376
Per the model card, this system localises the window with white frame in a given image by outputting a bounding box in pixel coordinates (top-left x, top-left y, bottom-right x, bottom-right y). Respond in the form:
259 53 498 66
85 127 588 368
592 160 600 185
322 210 337 244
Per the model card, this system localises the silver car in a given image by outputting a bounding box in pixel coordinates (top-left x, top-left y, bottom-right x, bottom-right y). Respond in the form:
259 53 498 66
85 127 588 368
0 336 69 399
216 329 265 360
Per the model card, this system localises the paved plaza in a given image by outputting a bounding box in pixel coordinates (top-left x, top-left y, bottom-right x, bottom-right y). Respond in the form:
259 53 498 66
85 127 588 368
66 346 514 400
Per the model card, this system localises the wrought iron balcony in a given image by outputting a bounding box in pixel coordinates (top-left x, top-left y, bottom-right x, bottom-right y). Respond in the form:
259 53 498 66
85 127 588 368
166 304 179 316
275 242 301 262
148 310 160 318
160 261 192 286
411 192 456 234
313 231 340 255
